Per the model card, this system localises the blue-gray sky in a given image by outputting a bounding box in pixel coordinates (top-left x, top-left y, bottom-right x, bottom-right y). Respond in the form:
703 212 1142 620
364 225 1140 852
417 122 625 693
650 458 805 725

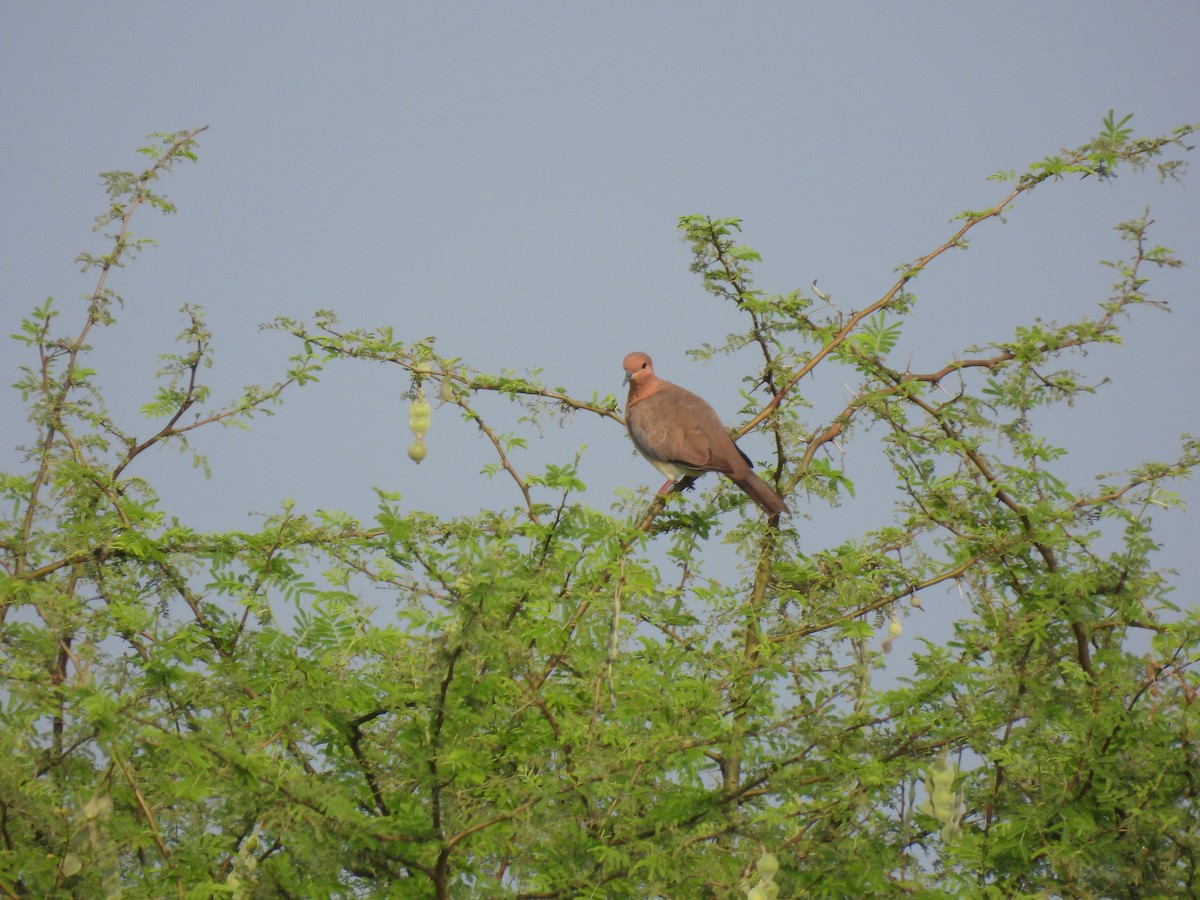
2 3 1197 604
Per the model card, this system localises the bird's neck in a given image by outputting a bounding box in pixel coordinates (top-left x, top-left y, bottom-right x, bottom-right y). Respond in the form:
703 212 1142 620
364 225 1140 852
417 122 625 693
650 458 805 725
626 377 661 407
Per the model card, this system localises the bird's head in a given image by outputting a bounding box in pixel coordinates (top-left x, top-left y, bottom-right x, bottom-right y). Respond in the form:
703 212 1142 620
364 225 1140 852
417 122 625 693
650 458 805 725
622 351 654 386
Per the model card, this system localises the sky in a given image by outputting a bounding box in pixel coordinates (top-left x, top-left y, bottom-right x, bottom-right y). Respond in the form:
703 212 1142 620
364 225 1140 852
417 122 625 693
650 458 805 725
2 2 1198 614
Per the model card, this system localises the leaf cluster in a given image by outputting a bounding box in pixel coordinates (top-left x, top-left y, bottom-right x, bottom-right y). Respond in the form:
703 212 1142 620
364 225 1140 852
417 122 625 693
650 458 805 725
2 116 1199 898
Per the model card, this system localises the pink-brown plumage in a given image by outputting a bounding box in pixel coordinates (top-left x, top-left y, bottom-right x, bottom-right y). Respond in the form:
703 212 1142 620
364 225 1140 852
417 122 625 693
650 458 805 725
622 352 788 516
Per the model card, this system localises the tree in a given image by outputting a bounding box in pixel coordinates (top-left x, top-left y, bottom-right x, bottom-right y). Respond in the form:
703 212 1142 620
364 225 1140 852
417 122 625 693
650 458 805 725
2 116 1198 898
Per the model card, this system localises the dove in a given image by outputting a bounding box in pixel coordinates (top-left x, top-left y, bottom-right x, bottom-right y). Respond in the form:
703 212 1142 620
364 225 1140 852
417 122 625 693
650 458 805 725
623 352 788 516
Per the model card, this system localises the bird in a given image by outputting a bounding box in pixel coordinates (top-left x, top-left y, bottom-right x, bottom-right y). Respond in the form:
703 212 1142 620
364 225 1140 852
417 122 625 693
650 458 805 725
622 351 789 516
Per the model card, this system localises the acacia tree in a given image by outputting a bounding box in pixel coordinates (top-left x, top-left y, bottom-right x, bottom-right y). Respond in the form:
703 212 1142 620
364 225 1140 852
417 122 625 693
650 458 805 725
2 117 1198 898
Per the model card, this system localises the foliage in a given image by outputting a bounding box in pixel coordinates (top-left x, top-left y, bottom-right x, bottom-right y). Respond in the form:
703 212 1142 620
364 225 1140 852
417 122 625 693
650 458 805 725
2 118 1199 898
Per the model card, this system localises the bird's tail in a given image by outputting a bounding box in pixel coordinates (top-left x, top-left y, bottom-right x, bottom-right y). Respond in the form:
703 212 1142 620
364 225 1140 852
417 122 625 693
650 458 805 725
733 472 789 516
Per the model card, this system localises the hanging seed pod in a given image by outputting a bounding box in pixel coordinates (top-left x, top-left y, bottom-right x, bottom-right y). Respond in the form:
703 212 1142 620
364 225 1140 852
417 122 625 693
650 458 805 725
409 392 432 440
881 610 903 653
407 386 432 463
755 851 779 880
407 437 427 464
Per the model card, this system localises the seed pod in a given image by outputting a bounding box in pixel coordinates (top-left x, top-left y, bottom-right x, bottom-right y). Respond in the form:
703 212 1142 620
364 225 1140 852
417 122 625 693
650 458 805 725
929 756 955 792
756 852 779 880
408 438 427 464
409 393 432 439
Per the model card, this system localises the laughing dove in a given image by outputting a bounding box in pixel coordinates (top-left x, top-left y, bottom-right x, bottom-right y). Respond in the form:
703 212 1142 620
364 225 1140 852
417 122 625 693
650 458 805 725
623 352 789 516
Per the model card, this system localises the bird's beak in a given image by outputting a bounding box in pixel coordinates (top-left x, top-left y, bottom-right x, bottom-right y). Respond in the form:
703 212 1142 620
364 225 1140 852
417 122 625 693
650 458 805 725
623 370 632 386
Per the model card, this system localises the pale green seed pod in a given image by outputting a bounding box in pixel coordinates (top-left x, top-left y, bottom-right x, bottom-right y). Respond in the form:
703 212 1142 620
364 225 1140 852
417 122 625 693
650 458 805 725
409 394 432 438
756 852 779 880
